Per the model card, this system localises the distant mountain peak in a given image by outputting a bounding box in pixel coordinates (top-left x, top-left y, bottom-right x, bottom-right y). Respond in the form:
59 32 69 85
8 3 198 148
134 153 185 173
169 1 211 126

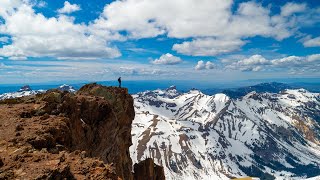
18 85 32 92
57 84 76 93
166 85 176 90
222 82 292 99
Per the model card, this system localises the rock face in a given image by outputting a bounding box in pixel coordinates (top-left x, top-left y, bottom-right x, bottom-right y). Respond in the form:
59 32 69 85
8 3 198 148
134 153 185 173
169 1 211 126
0 83 164 180
134 158 165 180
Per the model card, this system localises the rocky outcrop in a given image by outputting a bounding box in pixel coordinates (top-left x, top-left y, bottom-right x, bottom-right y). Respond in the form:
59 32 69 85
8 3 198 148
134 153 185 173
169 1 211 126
0 83 165 180
134 158 165 180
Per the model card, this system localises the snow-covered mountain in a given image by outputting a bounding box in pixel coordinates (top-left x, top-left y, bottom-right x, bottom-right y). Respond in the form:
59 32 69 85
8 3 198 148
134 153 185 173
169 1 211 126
130 86 320 180
0 84 76 100
56 84 76 93
0 85 45 100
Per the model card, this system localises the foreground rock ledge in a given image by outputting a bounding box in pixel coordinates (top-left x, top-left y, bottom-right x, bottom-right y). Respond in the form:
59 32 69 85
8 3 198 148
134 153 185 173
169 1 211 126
0 83 165 180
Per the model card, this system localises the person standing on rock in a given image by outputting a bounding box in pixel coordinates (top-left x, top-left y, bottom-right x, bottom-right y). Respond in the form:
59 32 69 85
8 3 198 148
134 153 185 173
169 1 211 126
118 77 121 88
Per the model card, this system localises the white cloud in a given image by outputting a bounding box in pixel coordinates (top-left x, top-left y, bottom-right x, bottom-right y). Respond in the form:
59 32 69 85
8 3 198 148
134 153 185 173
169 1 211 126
195 60 215 70
37 1 46 8
307 54 320 62
0 0 318 61
93 0 315 56
9 56 27 60
205 61 215 69
0 1 120 60
115 66 165 76
281 2 307 17
173 38 245 56
195 61 205 70
225 54 320 72
226 54 270 71
100 0 287 39
2 59 190 83
151 53 182 65
303 36 320 47
271 56 303 66
57 1 81 14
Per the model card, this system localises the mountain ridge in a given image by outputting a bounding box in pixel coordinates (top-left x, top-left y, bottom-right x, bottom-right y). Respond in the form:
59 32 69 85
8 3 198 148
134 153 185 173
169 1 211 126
1 83 320 179
131 86 320 179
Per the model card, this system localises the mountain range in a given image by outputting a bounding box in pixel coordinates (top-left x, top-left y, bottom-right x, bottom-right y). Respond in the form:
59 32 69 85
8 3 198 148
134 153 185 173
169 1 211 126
0 82 320 179
221 82 293 99
130 86 320 179
0 84 76 100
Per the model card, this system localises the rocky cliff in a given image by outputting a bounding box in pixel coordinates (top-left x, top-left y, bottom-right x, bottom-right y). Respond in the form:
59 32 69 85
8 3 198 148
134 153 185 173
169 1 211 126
0 83 164 179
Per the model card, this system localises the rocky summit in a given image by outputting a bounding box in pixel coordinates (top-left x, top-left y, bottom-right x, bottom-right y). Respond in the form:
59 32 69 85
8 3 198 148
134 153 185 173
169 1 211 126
0 83 165 180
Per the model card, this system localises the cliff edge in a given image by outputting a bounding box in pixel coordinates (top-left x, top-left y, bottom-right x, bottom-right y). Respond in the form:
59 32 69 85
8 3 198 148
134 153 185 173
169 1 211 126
0 83 164 180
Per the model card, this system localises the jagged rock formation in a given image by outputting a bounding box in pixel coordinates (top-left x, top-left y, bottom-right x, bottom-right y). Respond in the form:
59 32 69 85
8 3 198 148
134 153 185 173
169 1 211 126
131 87 320 180
0 83 164 180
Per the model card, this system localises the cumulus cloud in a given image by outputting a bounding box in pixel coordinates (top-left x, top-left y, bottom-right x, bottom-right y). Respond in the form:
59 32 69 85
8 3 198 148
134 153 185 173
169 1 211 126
195 61 215 70
281 2 307 17
0 0 120 60
99 0 285 39
307 54 320 62
151 53 182 65
93 0 316 56
225 54 320 72
57 1 81 14
173 38 245 56
303 36 320 47
225 55 270 71
0 0 318 61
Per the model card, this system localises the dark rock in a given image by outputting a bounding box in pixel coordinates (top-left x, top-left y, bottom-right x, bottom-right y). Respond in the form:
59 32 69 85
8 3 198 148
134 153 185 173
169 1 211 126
40 113 50 120
0 157 4 167
134 158 165 180
20 111 32 118
0 170 14 179
40 165 75 180
15 124 24 131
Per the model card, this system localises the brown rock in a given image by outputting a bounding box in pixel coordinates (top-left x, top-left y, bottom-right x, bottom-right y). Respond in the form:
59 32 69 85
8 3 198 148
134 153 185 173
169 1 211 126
0 170 14 179
0 83 166 180
0 157 4 167
134 158 165 180
15 124 24 131
36 165 75 180
40 113 50 120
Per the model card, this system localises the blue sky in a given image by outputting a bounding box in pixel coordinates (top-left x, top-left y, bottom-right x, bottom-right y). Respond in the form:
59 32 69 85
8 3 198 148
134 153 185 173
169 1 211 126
0 0 319 84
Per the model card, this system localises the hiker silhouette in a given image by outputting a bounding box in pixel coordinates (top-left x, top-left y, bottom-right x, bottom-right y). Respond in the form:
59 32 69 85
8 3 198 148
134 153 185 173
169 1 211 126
118 77 121 88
